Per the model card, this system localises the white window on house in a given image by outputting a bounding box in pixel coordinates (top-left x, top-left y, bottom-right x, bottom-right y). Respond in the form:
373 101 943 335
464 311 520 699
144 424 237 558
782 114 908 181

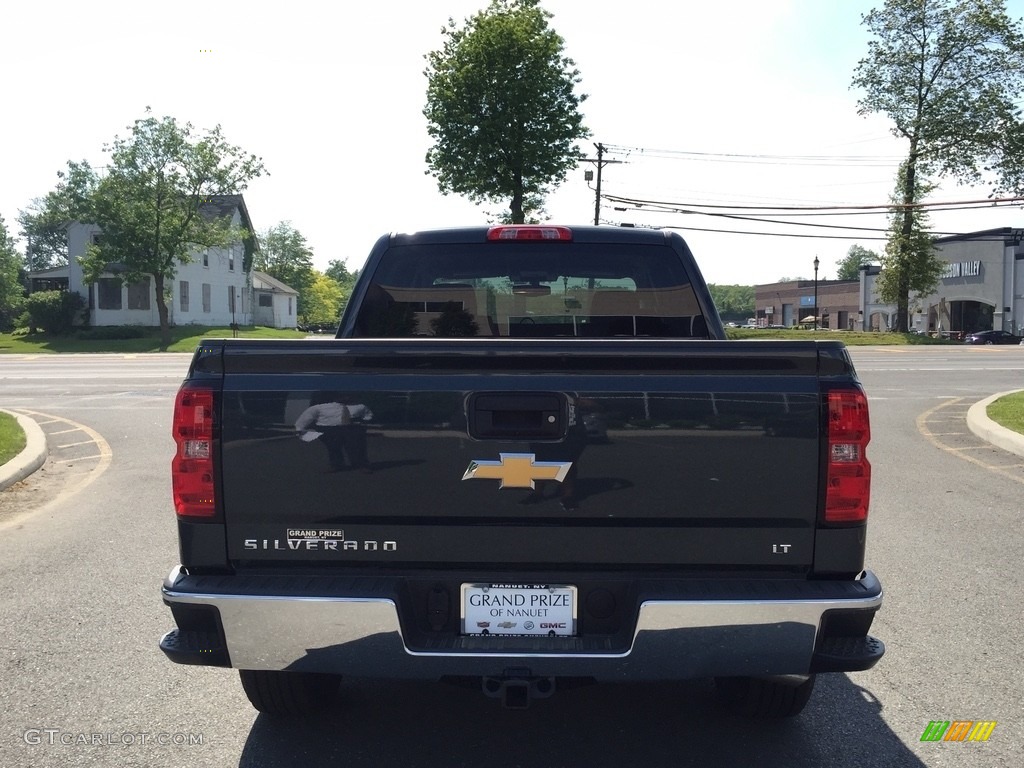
203 250 209 268
227 286 236 314
127 278 150 310
98 278 122 310
180 281 189 312
229 248 235 271
91 233 103 245
202 283 211 313
258 294 273 308
288 297 293 316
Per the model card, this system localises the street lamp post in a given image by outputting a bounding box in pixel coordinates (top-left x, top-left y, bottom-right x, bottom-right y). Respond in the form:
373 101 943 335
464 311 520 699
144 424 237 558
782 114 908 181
813 256 820 332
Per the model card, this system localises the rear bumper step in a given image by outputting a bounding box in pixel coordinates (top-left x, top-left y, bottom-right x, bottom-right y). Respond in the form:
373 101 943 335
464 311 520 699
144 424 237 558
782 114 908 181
161 567 883 681
159 628 230 668
811 634 885 673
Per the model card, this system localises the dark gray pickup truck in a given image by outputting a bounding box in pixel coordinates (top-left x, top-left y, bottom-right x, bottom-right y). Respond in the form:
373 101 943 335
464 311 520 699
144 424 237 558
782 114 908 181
161 225 883 716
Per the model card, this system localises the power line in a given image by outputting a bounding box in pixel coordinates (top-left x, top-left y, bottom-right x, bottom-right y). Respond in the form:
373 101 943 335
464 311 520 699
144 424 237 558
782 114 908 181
603 192 1024 213
616 201 1022 218
613 222 1013 242
602 144 904 167
622 222 893 240
608 200 1021 237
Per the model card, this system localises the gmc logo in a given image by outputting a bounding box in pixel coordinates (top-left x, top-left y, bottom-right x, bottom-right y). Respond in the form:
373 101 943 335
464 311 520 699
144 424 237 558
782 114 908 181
540 622 566 629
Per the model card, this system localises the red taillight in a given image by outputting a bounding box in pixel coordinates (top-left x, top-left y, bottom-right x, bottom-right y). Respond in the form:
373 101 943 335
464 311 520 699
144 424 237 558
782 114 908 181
825 388 871 523
487 225 573 241
172 387 215 518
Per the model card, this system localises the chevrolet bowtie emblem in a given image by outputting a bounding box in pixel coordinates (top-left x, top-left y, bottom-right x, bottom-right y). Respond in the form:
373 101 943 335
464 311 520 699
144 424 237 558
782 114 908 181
462 453 572 489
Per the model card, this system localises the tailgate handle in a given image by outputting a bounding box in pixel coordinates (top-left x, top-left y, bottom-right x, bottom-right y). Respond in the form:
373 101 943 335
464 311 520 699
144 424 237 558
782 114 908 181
468 393 566 440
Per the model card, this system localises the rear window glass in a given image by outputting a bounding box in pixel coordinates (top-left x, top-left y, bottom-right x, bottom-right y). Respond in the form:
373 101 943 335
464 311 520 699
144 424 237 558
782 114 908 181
352 242 707 338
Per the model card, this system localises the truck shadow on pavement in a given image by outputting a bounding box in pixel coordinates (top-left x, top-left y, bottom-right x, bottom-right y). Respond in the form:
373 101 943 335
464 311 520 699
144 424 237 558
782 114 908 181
238 673 923 768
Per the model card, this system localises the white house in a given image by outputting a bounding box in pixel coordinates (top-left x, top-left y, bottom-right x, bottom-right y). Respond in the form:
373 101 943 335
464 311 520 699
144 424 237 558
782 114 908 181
27 194 297 329
252 271 299 329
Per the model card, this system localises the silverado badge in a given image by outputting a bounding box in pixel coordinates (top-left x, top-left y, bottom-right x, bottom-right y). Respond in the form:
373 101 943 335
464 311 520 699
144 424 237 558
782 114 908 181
462 453 572 489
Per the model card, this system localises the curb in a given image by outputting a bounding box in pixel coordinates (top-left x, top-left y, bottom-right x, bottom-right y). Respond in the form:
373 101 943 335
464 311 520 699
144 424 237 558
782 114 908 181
0 409 48 491
966 390 1024 460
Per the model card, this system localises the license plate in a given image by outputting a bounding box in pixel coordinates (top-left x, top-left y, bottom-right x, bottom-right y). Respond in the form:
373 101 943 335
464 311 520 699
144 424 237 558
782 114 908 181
461 583 577 636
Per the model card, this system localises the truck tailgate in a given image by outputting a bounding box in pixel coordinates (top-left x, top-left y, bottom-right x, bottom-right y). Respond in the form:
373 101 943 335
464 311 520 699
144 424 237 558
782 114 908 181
216 339 836 570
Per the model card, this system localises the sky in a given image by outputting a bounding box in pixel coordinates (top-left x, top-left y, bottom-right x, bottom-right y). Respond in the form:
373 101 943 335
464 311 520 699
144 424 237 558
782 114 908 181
2 0 1023 286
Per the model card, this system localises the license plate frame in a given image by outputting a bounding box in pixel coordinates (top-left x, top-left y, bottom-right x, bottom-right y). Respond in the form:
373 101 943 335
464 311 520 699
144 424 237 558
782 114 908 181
460 583 577 637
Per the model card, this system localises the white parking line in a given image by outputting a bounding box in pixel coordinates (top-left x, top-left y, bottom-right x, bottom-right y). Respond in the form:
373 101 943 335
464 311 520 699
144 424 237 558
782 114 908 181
51 454 104 465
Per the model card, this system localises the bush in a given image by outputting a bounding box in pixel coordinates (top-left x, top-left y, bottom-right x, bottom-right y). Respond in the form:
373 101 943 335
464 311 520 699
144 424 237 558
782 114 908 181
0 296 24 333
75 325 150 340
26 290 87 335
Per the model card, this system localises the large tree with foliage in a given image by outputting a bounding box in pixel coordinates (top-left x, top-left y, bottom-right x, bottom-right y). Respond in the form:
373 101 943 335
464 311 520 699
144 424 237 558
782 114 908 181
835 244 881 281
423 0 590 223
0 216 26 332
325 258 358 289
78 110 266 347
707 284 754 321
18 161 98 271
324 258 358 317
255 222 315 316
301 272 347 327
875 162 944 311
852 0 1024 331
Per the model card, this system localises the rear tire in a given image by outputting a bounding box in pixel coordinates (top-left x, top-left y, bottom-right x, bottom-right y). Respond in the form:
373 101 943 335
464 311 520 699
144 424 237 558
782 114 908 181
714 674 816 718
239 669 340 716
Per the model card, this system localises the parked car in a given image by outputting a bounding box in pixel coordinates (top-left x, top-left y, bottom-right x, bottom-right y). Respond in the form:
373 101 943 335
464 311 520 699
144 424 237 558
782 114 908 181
964 330 1023 345
299 323 340 334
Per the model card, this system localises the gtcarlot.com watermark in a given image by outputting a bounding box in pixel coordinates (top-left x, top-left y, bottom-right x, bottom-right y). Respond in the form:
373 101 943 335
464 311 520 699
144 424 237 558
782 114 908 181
23 729 204 747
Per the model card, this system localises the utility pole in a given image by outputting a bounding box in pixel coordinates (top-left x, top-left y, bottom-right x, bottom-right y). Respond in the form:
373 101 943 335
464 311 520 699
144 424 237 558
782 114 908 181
580 142 623 225
813 256 820 332
26 233 33 294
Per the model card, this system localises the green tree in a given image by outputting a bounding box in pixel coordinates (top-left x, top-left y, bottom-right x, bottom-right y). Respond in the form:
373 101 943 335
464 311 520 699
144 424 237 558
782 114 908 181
0 216 26 332
324 258 358 290
875 163 943 311
18 161 98 270
423 0 590 223
300 272 346 327
707 284 754 321
255 222 315 316
78 110 266 348
852 0 1024 330
835 244 880 281
323 259 358 319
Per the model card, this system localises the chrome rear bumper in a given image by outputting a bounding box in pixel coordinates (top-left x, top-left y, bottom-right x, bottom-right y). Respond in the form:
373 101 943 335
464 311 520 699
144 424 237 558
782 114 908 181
161 567 883 680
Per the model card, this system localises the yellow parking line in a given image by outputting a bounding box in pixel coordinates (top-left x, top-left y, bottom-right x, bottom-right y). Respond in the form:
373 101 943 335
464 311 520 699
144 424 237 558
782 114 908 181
0 410 113 531
917 399 1024 486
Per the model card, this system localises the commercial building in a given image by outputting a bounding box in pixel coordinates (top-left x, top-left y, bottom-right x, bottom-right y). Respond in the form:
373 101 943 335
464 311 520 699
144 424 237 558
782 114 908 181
899 228 1023 336
755 228 1024 335
753 279 859 330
